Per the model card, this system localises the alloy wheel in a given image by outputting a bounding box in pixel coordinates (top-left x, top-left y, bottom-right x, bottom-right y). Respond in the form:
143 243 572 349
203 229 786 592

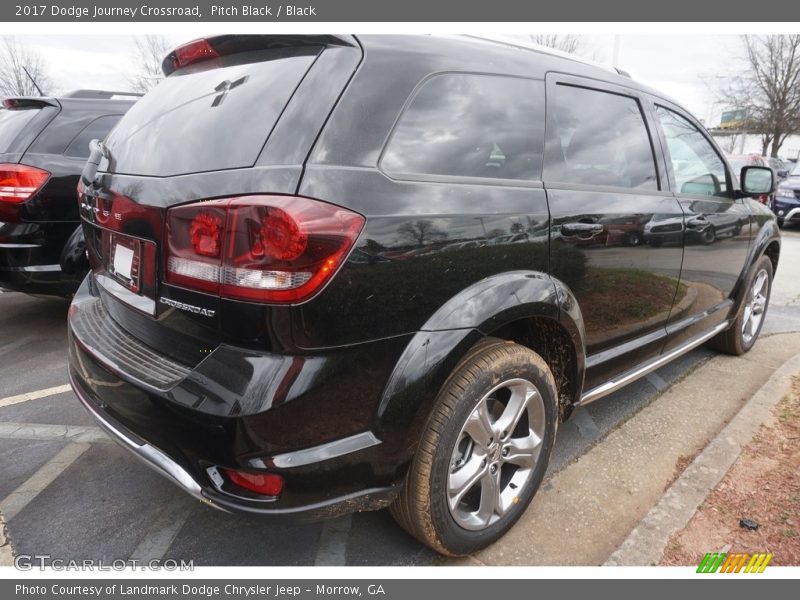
742 268 769 345
447 378 546 531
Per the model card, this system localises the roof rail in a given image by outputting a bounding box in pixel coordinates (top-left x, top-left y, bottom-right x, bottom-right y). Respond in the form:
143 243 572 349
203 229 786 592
461 35 634 81
61 89 143 100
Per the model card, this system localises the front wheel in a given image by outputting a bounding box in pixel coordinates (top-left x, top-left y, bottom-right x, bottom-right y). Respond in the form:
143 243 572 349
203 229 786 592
625 232 643 246
708 255 773 355
390 338 558 556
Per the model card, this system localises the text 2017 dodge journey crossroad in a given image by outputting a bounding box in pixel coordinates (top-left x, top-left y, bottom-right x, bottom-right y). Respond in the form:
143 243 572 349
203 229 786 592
68 35 780 555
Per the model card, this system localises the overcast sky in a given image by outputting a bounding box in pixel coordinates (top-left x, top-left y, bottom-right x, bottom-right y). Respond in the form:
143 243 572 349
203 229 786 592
13 34 745 127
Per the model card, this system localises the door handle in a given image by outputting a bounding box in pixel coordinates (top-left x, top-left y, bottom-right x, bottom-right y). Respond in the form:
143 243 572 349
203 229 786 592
560 222 604 238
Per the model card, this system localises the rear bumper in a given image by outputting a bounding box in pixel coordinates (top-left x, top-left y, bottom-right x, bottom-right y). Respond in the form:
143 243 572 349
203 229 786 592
0 221 83 296
67 275 409 518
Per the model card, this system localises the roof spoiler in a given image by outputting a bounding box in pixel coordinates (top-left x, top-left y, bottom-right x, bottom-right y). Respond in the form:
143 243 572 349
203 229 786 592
62 90 143 100
162 35 358 76
2 97 59 109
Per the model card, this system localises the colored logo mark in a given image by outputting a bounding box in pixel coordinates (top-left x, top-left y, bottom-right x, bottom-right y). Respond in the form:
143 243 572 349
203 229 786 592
697 552 773 573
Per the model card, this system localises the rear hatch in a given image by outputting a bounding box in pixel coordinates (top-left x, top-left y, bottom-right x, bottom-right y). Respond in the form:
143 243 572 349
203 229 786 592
79 35 361 365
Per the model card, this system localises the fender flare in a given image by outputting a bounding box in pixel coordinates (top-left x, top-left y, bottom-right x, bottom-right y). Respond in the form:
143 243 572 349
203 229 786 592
376 271 586 444
730 220 781 312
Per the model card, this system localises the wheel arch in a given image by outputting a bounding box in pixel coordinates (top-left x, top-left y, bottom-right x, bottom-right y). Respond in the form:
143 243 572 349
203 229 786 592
732 221 781 311
376 271 587 456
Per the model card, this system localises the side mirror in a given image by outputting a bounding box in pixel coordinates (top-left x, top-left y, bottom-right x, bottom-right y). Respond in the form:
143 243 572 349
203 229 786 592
777 169 789 179
740 166 774 196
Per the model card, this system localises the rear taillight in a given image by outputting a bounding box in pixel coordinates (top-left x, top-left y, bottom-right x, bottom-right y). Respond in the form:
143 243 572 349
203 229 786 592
0 164 49 204
165 195 364 304
162 39 221 75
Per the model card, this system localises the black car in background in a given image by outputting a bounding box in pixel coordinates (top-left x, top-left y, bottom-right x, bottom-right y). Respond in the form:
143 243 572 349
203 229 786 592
68 35 779 555
773 160 800 228
0 90 138 297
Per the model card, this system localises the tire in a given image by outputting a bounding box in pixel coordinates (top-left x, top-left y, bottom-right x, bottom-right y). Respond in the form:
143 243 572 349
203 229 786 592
708 255 773 355
701 227 716 245
390 337 558 556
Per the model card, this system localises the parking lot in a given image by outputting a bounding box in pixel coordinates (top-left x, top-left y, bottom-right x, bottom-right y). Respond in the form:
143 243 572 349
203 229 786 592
1 228 799 567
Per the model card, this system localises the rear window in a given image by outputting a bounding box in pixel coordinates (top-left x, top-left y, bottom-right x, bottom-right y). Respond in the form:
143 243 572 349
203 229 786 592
103 46 320 177
0 107 40 153
381 73 545 182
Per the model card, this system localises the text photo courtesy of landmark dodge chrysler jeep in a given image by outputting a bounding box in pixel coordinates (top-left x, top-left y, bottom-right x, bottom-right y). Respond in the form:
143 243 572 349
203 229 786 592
67 35 780 556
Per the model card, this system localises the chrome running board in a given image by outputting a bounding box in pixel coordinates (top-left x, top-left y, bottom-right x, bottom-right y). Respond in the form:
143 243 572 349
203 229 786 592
578 320 730 406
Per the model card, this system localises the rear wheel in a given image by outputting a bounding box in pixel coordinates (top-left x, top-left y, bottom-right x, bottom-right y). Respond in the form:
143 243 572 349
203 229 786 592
708 255 773 355
390 338 558 556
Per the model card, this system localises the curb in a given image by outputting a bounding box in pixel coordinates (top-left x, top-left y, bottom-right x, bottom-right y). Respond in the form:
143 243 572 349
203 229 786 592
604 350 800 566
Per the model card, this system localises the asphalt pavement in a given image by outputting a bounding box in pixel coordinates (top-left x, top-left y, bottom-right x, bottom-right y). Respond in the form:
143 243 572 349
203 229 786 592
1 227 798 566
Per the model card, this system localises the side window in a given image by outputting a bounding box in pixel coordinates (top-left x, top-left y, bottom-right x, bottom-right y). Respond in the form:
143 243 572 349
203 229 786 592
381 74 545 181
544 83 658 190
65 115 123 158
655 106 729 198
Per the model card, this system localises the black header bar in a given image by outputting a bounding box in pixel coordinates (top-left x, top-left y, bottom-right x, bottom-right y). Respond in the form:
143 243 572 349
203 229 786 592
3 0 800 22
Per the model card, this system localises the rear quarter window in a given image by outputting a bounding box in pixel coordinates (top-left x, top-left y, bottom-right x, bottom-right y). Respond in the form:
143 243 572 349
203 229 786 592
65 114 123 158
381 73 545 182
0 107 41 153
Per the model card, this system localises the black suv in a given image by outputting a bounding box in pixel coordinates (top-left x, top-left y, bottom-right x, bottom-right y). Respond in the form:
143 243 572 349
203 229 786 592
0 90 137 297
68 35 780 556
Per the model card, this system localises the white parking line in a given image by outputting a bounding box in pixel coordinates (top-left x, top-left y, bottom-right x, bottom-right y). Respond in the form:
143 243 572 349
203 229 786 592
314 514 353 566
130 497 194 563
0 443 89 520
0 385 72 409
0 422 108 444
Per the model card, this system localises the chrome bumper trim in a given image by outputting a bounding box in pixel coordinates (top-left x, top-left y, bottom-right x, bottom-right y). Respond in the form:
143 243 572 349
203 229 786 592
69 369 225 511
0 263 60 272
781 207 800 220
248 431 381 469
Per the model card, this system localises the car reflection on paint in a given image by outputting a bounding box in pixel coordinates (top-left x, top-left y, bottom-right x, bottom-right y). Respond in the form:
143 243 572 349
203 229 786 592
644 204 745 247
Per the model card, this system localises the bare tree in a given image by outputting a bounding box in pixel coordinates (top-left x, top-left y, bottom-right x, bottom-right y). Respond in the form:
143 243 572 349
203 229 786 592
723 35 800 158
529 34 585 55
0 37 53 97
128 35 171 93
396 220 447 247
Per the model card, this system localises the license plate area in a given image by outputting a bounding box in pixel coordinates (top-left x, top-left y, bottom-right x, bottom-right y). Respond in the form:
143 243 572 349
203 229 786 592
108 233 141 293
101 231 156 298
